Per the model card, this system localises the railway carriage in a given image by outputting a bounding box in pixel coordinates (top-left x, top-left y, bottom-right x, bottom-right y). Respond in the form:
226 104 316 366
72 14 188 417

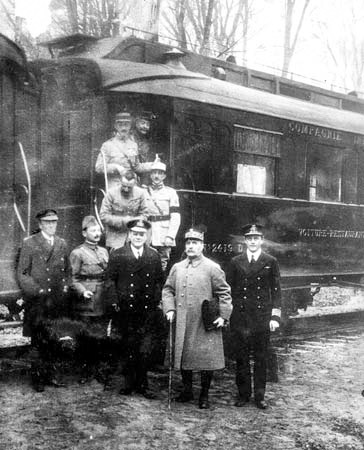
2 33 364 320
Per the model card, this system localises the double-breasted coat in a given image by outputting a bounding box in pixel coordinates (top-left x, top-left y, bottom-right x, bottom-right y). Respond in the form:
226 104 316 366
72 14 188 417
69 242 109 318
162 255 232 371
17 233 70 337
227 251 281 334
107 242 164 363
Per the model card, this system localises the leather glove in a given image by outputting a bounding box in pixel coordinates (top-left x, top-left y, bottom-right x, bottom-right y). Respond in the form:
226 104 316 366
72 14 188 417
166 311 175 322
269 320 280 332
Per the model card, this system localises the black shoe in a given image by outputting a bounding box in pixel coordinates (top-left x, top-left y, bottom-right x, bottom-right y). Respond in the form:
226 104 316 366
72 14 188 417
119 387 133 396
234 397 249 407
175 391 194 402
255 399 268 409
199 397 210 409
136 388 157 399
33 382 45 393
48 378 66 388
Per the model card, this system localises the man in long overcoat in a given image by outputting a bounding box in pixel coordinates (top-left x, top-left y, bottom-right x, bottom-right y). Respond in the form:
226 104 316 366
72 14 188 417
107 218 164 398
162 228 232 409
226 223 281 409
17 209 70 391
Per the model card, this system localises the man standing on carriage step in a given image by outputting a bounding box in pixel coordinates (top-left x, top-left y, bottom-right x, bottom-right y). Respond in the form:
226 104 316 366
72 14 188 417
95 111 153 191
146 155 181 273
69 215 109 383
106 218 164 399
17 209 70 392
99 170 150 251
162 227 232 409
226 223 281 410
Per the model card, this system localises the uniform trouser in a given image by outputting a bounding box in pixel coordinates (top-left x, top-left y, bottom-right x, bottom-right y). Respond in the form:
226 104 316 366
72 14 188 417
181 369 213 395
235 330 270 401
152 246 171 272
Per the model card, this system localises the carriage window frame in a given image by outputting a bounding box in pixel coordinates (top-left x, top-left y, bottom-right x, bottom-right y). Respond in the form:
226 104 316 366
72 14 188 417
233 125 282 196
307 144 358 204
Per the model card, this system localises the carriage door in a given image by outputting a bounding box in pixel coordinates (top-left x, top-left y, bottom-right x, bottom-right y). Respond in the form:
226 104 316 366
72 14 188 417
0 70 22 299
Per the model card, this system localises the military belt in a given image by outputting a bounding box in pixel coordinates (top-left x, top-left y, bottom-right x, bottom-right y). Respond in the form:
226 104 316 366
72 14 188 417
77 274 105 281
148 214 170 222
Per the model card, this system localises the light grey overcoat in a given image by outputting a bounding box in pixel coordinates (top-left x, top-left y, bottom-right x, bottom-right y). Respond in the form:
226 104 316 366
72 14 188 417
162 255 232 370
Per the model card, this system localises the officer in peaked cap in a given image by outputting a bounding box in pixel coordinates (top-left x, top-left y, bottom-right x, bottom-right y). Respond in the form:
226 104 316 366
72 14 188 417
146 155 181 272
96 109 150 191
106 215 163 398
162 226 232 410
132 110 156 183
69 215 109 383
17 208 70 392
227 223 281 410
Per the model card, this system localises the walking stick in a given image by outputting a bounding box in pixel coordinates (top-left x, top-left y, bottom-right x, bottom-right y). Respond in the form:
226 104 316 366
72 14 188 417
168 319 173 410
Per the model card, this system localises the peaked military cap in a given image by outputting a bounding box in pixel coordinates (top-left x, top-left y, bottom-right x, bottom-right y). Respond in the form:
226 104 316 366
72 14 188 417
136 110 155 121
82 215 98 230
36 209 58 221
184 228 204 241
127 218 151 231
115 111 132 122
242 223 263 236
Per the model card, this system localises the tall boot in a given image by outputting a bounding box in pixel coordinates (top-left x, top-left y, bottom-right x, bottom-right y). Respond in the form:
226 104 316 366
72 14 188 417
175 369 193 402
199 370 213 409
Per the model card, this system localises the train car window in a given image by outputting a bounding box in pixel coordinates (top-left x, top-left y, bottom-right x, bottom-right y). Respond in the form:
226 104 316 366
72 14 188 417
174 115 214 191
307 145 358 203
233 125 281 196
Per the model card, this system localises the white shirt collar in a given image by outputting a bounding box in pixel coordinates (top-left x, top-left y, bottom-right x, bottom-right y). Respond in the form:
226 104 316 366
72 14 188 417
41 231 54 246
247 248 261 262
131 245 143 259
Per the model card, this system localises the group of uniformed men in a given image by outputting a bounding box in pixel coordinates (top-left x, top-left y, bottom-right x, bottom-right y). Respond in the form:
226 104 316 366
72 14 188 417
16 111 282 411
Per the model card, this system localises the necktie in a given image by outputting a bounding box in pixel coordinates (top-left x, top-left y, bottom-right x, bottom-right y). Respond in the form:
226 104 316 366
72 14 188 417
250 256 255 265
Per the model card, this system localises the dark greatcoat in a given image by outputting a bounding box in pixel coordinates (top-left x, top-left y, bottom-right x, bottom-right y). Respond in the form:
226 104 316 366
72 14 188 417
17 232 70 338
226 250 281 400
106 242 164 368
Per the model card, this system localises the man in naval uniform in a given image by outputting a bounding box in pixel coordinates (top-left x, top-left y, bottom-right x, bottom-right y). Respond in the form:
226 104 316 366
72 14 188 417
17 209 70 392
146 156 181 272
226 223 281 409
95 111 152 191
107 219 164 398
99 170 150 251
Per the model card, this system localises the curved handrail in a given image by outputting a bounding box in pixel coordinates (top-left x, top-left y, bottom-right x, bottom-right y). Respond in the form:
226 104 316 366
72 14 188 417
17 141 31 236
101 149 109 194
93 188 106 232
13 201 26 233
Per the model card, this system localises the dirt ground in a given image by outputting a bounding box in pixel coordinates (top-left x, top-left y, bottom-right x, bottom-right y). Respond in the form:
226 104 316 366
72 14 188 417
1 328 364 450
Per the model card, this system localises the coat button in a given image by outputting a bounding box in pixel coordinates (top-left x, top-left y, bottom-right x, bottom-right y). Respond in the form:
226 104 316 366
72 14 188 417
257 305 261 309
243 296 247 299
46 268 49 272
257 296 260 299
181 294 184 297
257 287 261 290
257 277 261 280
243 288 247 291
178 303 182 306
130 294 134 298
48 288 51 292
129 304 133 308
146 284 149 288
47 278 50 282
131 274 134 277
130 283 134 287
